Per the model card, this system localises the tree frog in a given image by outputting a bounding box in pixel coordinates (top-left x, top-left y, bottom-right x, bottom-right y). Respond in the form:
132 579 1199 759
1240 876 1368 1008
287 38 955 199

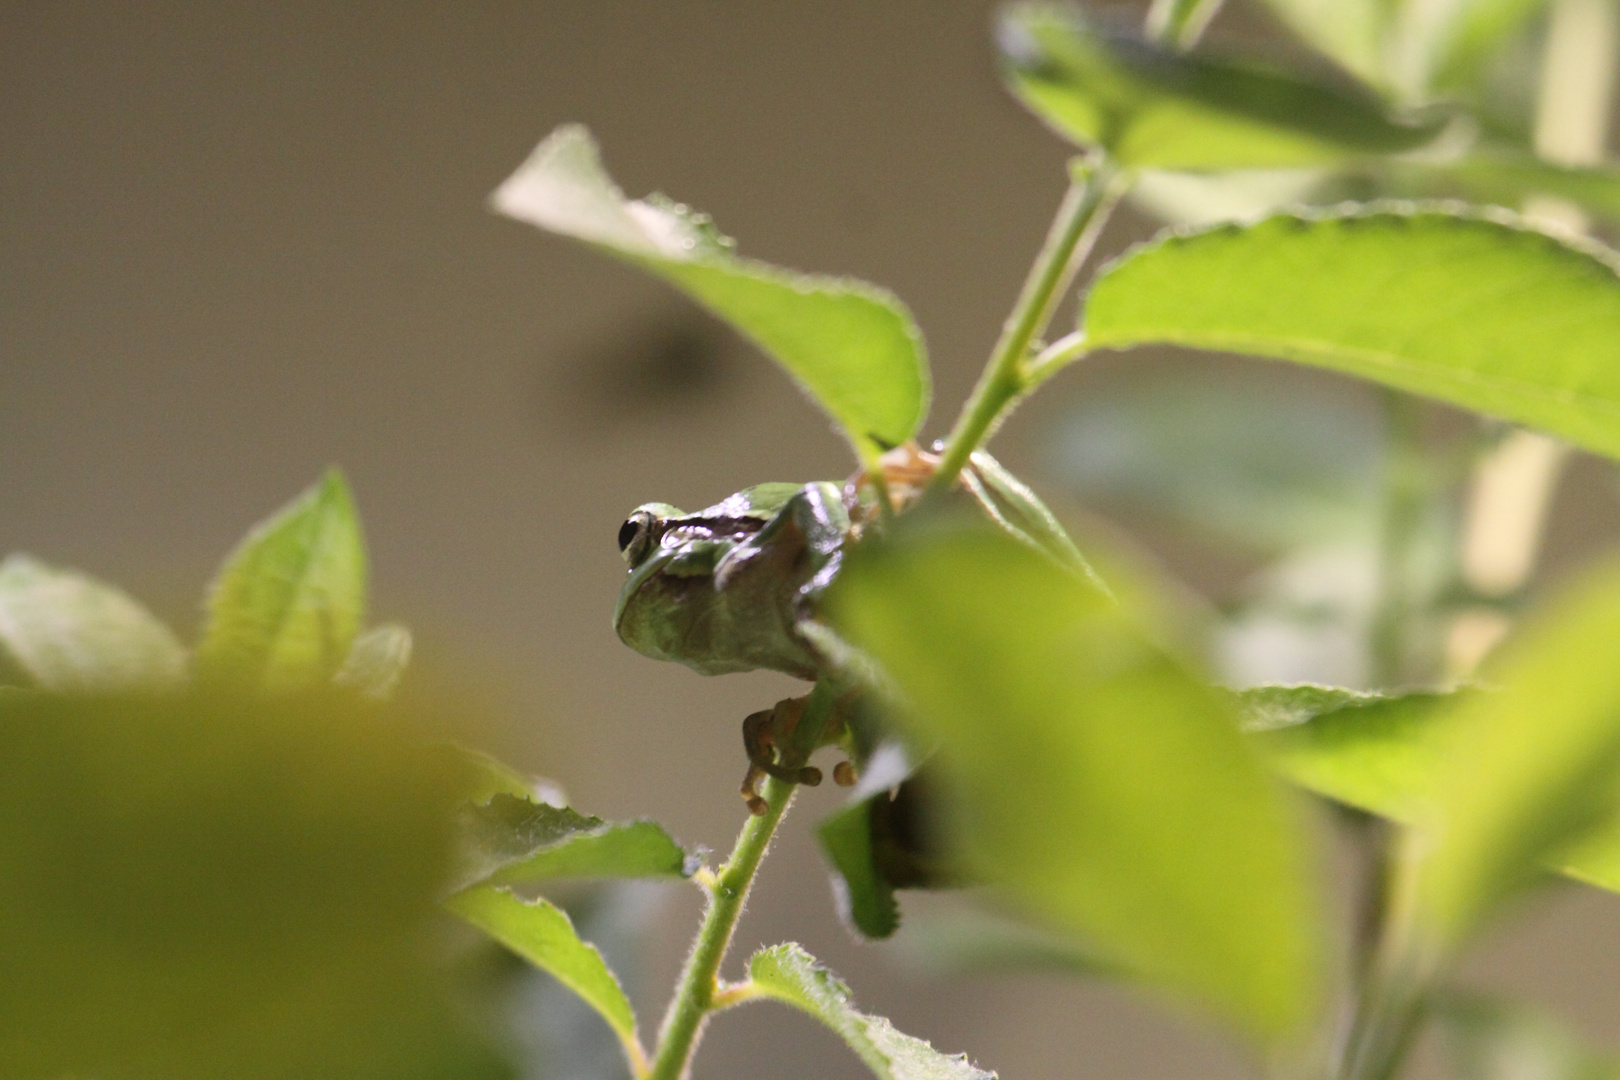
612 447 1099 811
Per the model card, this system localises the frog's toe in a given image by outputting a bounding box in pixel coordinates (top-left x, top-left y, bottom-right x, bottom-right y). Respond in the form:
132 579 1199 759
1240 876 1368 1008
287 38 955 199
833 760 858 787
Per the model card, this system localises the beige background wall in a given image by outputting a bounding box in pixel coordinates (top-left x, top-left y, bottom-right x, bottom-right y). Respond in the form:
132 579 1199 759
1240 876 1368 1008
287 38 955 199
7 3 1620 1077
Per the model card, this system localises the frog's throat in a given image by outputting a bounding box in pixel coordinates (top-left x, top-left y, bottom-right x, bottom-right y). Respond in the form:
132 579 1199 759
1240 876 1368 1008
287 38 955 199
612 546 676 634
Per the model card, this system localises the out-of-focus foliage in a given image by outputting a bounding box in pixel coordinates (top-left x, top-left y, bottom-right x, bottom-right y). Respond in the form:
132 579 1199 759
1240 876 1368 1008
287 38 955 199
195 469 368 693
0 689 512 1080
998 4 1445 169
0 554 187 692
830 521 1325 1047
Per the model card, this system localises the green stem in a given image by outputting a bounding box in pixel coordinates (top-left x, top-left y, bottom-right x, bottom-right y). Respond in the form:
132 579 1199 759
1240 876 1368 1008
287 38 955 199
647 773 794 1080
646 681 835 1080
929 161 1122 493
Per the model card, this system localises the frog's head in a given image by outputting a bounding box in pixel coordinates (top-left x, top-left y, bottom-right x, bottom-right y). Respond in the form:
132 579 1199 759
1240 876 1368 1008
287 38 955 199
611 484 821 678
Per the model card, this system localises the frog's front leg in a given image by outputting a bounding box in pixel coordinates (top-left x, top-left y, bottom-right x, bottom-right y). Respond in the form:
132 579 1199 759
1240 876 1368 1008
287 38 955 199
738 689 860 815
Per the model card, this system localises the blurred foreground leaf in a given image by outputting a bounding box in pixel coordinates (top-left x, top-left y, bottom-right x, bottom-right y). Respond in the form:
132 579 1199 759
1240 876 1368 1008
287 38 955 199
1401 562 1620 949
195 469 368 692
492 125 928 460
452 793 694 893
831 524 1324 1045
0 689 510 1080
1084 206 1620 462
998 4 1441 169
748 943 995 1080
0 554 186 692
446 886 641 1069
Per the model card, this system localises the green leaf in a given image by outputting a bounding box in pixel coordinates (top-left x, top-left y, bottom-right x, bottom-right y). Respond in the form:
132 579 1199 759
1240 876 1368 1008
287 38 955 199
1402 560 1620 948
1244 685 1459 824
445 885 639 1055
492 124 928 459
997 4 1442 170
818 769 955 941
1244 681 1620 902
1082 205 1620 462
0 554 186 692
0 689 511 1080
195 469 367 693
963 451 1103 587
819 798 901 940
748 943 996 1080
830 524 1324 1045
333 622 412 701
451 793 694 893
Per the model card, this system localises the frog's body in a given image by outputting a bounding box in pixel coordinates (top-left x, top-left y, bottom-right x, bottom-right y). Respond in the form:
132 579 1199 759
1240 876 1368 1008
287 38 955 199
611 450 1099 812
613 481 850 679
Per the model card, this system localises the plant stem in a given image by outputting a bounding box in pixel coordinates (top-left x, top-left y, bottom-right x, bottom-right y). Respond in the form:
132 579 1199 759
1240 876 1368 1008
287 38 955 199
646 772 794 1080
929 161 1122 493
646 682 835 1080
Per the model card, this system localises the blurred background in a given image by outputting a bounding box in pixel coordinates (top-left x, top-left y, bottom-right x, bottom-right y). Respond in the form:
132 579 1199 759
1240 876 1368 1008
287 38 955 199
8 2 1620 1077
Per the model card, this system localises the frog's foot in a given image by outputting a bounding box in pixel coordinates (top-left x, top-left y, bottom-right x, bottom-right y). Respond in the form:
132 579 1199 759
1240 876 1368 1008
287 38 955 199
739 694 861 814
741 699 822 813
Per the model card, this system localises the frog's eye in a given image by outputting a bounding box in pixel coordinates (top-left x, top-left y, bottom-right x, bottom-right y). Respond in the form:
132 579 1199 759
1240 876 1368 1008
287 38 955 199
618 511 657 567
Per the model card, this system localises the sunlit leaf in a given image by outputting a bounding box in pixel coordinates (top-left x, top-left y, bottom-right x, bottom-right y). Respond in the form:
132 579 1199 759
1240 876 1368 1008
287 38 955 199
195 469 367 692
1244 685 1459 823
1404 561 1620 948
452 794 694 893
1082 205 1620 462
0 689 509 1080
748 943 996 1080
334 622 413 701
1244 680 1620 901
492 124 928 459
831 524 1324 1045
446 886 640 1061
0 554 186 692
998 4 1441 169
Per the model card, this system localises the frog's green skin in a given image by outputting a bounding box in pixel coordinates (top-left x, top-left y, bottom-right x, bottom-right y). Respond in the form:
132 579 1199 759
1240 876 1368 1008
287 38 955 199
613 481 850 679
